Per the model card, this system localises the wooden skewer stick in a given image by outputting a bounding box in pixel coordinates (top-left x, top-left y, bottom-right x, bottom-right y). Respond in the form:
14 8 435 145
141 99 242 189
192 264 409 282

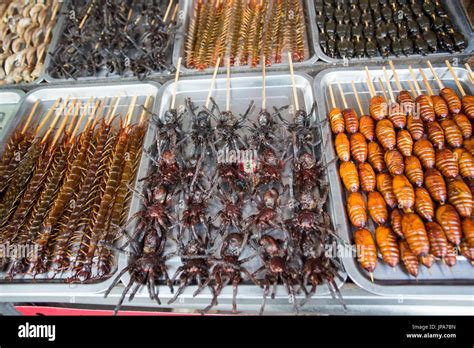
42 97 71 142
370 272 374 283
465 63 474 84
337 82 348 109
171 57 182 110
406 80 417 97
288 52 300 111
351 81 365 116
426 60 445 89
418 68 434 96
262 55 267 110
226 57 231 112
329 83 337 109
382 67 395 103
34 97 64 137
365 67 376 98
107 97 121 125
21 100 41 135
49 101 76 151
163 0 174 23
205 56 221 109
388 60 403 92
378 77 389 102
70 99 92 143
170 3 179 23
66 101 83 135
139 96 153 125
408 65 422 96
79 0 95 30
125 96 138 127
445 60 466 97
88 98 104 130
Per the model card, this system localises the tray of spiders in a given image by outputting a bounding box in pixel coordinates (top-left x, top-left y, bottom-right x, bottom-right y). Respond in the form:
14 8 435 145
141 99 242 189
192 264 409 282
0 81 160 298
0 0 64 85
172 0 319 75
315 61 474 297
110 66 347 315
313 0 474 63
0 89 24 144
44 0 181 83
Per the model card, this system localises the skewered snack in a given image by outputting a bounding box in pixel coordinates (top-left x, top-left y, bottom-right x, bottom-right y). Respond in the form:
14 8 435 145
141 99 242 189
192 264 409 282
376 119 396 150
462 218 474 256
347 192 368 228
426 121 445 150
340 161 359 193
460 239 473 263
414 139 435 169
453 114 472 139
343 109 360 134
329 107 345 134
393 174 415 212
444 243 458 267
377 172 397 209
350 132 367 163
375 226 399 268
447 178 473 218
462 95 474 120
370 96 388 121
368 191 388 226
453 148 474 179
435 148 459 178
367 142 386 172
0 0 60 84
404 155 424 187
354 228 377 276
359 115 375 142
385 149 404 176
399 240 419 277
358 162 376 193
48 1 179 80
397 130 413 157
414 187 435 222
424 168 447 204
401 212 429 257
464 137 474 156
335 133 350 162
436 204 462 246
440 118 463 148
407 114 425 141
426 221 448 258
390 208 404 239
416 94 436 123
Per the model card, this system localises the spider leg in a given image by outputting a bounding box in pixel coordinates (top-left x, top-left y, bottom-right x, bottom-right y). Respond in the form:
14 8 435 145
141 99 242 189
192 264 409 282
128 283 142 302
114 276 135 315
232 278 239 313
168 275 187 304
259 281 270 315
105 265 130 298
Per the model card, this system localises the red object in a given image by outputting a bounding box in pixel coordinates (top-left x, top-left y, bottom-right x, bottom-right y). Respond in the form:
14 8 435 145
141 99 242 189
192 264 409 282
14 305 199 316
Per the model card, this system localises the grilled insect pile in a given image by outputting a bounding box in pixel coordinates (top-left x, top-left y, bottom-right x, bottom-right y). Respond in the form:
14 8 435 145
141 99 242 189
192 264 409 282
0 0 60 84
329 61 474 280
184 0 308 70
314 0 466 59
107 57 344 314
0 95 152 282
47 0 180 80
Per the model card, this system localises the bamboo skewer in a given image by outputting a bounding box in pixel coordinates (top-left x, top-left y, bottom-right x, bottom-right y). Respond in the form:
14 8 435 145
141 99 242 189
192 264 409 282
288 52 300 111
351 81 365 116
337 83 348 110
408 65 422 96
378 77 389 103
49 101 77 151
426 61 445 90
205 57 221 109
465 63 474 84
79 0 95 30
107 97 121 125
42 98 71 143
21 100 41 135
445 60 466 97
418 68 434 96
70 101 89 141
329 83 337 110
139 96 153 125
226 57 231 112
163 0 175 23
171 57 182 110
365 67 376 98
66 101 83 135
388 60 403 92
34 97 64 137
407 80 417 97
382 67 396 103
125 96 138 127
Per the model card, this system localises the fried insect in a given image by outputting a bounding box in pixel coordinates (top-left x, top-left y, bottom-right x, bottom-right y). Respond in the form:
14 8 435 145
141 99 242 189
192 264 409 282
416 94 436 123
440 87 462 115
431 95 449 120
397 90 415 115
447 178 473 218
367 142 386 172
393 174 415 212
385 149 404 176
358 162 376 193
435 148 459 179
401 212 429 257
335 133 350 162
388 103 407 130
453 113 472 139
424 168 447 204
347 192 367 228
453 148 474 179
426 221 448 258
436 204 462 246
407 114 424 141
404 156 424 187
376 119 396 150
397 130 413 157
329 107 345 134
414 187 435 222
462 95 474 120
426 121 445 150
419 254 436 268
350 132 367 163
343 108 359 134
354 228 377 274
391 208 404 239
413 139 435 169
444 243 457 267
460 239 474 262
462 217 474 255
359 115 375 142
375 226 400 268
370 96 388 121
399 240 419 277
368 191 388 226
339 161 359 193
440 118 463 148
377 172 397 209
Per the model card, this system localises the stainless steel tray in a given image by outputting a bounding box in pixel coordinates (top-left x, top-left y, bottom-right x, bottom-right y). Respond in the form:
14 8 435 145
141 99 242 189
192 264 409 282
0 90 25 145
172 0 319 75
0 1 67 86
314 0 474 64
314 65 474 298
119 72 347 309
0 81 161 297
43 1 176 83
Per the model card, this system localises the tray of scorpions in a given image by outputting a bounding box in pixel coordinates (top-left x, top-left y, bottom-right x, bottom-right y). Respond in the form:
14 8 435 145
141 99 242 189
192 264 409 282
313 0 473 63
172 0 319 74
111 70 347 314
0 81 159 296
315 62 474 297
